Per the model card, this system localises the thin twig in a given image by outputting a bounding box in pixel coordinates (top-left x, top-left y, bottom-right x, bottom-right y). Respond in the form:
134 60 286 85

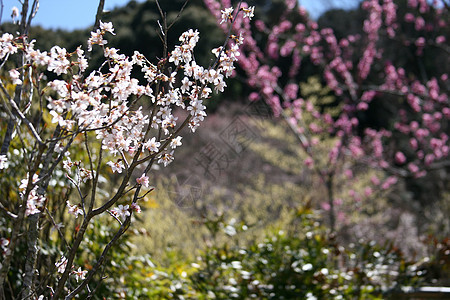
0 79 44 146
0 0 4 25
92 0 105 32
44 207 69 250
167 0 190 30
64 216 131 300
0 203 18 219
25 0 39 34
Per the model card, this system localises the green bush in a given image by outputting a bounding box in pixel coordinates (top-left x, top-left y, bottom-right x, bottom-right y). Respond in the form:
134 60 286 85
186 210 427 299
95 208 449 299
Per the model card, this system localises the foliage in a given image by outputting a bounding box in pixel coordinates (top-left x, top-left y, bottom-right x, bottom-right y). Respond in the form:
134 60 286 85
80 208 449 299
187 210 425 299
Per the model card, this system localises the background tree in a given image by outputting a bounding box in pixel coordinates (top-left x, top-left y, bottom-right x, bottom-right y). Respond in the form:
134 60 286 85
204 0 449 234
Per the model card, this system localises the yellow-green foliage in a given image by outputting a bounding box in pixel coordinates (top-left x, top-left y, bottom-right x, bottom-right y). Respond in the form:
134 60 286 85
246 119 304 174
132 176 209 263
300 76 340 118
235 174 310 229
131 171 315 262
244 102 393 232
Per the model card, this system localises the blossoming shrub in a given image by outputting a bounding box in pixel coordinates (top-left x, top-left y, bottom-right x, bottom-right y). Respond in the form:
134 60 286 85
0 2 254 298
204 0 449 233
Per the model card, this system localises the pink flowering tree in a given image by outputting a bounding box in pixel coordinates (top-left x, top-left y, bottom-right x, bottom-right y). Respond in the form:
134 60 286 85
0 0 252 298
205 0 449 232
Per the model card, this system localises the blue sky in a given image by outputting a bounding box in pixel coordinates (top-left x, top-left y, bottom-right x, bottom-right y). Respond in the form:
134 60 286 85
2 0 146 30
2 0 356 31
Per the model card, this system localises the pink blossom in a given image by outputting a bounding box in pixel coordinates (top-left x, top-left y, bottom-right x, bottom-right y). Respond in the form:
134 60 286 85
255 20 266 32
321 202 330 211
381 176 397 190
25 189 45 216
267 42 279 59
249 92 260 101
111 204 130 220
415 17 425 30
9 69 22 85
55 256 68 274
415 37 426 55
443 107 450 118
348 189 356 198
357 102 369 110
268 95 282 117
72 267 88 282
329 144 339 164
436 36 446 44
415 128 429 139
280 40 296 57
309 123 321 133
289 48 302 77
337 212 347 222
408 163 419 173
304 157 314 169
424 154 435 166
407 94 421 112
136 174 150 188
371 176 380 186
364 187 373 197
395 151 407 164
131 203 141 213
344 169 353 179
418 0 429 13
334 198 343 206
284 83 298 100
295 23 305 33
67 201 83 218
107 160 125 173
408 0 418 8
361 90 376 102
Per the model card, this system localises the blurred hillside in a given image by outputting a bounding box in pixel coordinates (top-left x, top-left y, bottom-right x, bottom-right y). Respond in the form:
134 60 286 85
131 100 449 263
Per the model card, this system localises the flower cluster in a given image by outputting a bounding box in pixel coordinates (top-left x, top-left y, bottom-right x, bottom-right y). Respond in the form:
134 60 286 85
55 256 87 282
0 33 18 60
0 155 8 169
0 237 9 255
18 173 46 217
4 18 246 180
66 201 83 218
110 204 131 220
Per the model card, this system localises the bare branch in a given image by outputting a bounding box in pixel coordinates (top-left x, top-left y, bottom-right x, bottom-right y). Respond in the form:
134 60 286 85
0 0 4 25
0 203 18 219
25 0 39 32
20 0 29 34
92 0 106 32
64 216 131 299
0 79 44 146
168 0 190 30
